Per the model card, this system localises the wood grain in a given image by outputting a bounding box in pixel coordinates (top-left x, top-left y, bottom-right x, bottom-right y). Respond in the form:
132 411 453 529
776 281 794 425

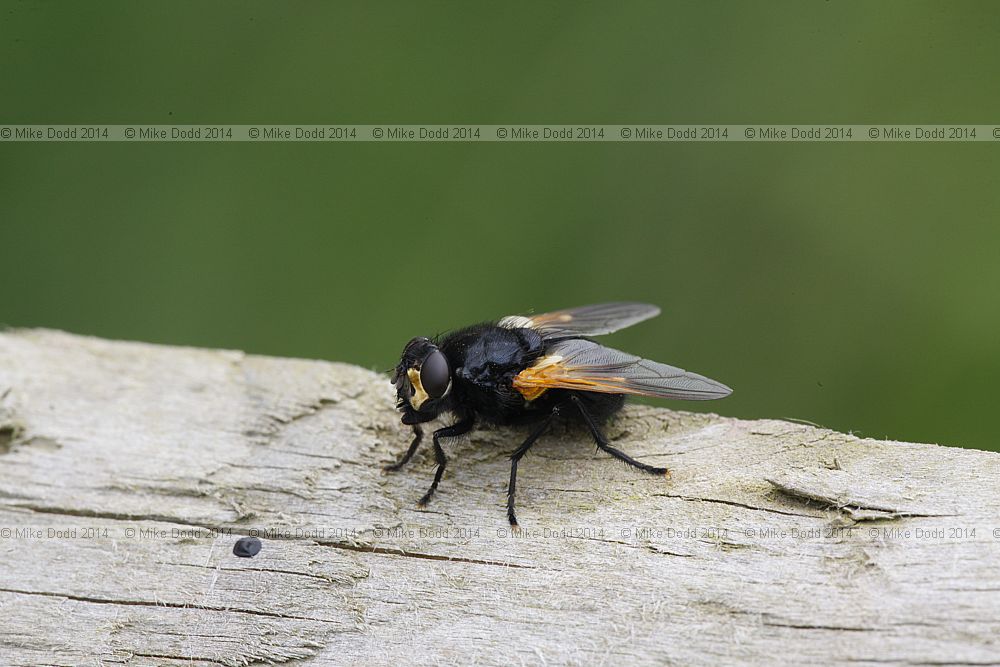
1 329 998 666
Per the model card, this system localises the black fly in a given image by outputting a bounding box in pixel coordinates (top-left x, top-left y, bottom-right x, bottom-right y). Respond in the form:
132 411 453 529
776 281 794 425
387 302 732 526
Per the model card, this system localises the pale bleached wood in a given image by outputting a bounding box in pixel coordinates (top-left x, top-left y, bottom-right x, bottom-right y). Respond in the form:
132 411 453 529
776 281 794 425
1 329 999 667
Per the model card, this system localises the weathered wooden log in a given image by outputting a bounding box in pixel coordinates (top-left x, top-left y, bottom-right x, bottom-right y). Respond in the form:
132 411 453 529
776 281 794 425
1 329 998 666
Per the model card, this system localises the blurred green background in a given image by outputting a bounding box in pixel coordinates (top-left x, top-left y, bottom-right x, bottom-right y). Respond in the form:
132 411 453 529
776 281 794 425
1 2 998 450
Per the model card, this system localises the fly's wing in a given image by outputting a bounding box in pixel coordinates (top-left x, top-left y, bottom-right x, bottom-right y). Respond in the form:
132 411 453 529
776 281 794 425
499 302 660 340
513 339 732 401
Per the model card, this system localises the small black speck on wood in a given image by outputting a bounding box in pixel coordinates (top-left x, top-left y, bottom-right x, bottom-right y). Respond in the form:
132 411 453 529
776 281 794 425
233 536 262 558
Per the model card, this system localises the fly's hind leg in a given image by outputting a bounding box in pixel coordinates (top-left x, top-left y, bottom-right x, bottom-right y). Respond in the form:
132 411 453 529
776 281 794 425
570 394 669 476
507 406 562 527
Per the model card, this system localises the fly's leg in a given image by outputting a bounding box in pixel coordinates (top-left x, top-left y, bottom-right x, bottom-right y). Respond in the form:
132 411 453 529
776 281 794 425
507 406 562 527
385 409 435 471
384 425 423 472
417 416 474 507
570 394 669 476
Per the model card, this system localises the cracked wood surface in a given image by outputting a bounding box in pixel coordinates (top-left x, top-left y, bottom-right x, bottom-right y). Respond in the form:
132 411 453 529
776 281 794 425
1 329 999 666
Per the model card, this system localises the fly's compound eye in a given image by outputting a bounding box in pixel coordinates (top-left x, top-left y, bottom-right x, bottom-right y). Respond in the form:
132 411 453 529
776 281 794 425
420 349 451 399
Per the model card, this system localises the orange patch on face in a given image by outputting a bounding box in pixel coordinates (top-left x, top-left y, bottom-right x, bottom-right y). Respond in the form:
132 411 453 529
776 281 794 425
407 367 430 409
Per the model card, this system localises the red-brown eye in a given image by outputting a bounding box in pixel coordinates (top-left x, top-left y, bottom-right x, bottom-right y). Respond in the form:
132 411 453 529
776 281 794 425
420 349 450 399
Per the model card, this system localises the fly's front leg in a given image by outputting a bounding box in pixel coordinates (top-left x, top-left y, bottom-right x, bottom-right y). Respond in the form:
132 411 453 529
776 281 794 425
384 425 423 472
417 415 474 507
385 409 435 472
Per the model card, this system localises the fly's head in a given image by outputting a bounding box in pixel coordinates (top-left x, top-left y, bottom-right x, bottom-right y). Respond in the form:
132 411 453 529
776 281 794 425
392 337 452 419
